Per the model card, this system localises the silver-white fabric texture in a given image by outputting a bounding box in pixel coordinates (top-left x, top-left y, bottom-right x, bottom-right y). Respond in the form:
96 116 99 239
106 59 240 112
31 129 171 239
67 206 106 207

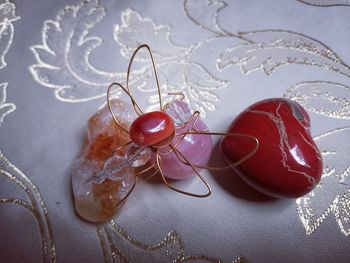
1 0 350 262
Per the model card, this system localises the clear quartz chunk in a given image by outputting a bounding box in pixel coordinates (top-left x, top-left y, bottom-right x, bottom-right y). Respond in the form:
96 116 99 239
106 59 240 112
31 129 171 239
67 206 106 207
72 99 141 223
126 144 152 167
164 100 192 126
88 144 152 184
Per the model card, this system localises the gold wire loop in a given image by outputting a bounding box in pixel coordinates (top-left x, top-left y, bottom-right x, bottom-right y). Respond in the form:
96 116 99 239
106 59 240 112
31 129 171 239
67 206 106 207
107 82 143 116
166 92 185 101
107 83 130 134
174 110 201 131
126 44 163 112
115 178 137 207
135 163 157 177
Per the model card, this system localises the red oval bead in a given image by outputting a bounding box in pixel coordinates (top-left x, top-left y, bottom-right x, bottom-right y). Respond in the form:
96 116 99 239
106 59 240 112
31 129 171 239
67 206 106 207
221 98 323 198
129 111 175 147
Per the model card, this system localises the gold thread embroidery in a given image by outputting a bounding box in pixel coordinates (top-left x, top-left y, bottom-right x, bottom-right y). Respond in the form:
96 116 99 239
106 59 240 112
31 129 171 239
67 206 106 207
296 127 350 235
29 0 228 116
94 220 248 263
297 0 350 7
0 198 35 212
0 83 15 124
284 81 350 119
97 226 113 263
217 30 350 77
0 152 57 262
183 0 228 35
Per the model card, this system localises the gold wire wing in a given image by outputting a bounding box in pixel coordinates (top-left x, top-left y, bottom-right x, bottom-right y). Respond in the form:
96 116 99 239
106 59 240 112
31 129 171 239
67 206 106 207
107 44 164 131
126 44 163 112
156 147 212 198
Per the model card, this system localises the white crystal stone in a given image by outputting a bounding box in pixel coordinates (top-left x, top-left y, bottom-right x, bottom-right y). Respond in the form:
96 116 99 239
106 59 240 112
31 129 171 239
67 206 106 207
164 100 192 126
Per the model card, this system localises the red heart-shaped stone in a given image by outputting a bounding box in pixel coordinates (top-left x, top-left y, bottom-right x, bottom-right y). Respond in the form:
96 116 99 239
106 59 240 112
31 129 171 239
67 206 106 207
221 98 323 198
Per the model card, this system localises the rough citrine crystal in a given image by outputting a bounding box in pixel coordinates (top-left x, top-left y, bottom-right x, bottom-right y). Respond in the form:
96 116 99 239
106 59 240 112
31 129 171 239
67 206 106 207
72 99 137 222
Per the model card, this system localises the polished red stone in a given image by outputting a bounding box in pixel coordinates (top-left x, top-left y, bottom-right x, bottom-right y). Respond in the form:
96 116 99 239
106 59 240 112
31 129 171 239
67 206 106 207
129 111 175 147
221 98 323 198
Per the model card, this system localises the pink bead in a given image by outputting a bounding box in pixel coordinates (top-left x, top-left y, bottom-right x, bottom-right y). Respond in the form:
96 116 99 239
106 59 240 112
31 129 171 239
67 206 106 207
158 118 212 180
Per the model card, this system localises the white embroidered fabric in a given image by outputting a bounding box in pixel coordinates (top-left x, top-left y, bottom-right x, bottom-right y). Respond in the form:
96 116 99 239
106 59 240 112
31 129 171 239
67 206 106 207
1 0 350 262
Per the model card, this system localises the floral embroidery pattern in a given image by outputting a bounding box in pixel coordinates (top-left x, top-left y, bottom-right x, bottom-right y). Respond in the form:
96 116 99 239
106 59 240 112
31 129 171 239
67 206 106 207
30 0 228 116
296 127 350 235
0 1 57 262
97 221 247 263
284 81 350 119
0 0 19 69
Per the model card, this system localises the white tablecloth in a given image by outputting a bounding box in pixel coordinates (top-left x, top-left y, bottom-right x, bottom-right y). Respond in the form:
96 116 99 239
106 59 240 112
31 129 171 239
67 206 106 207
1 0 350 262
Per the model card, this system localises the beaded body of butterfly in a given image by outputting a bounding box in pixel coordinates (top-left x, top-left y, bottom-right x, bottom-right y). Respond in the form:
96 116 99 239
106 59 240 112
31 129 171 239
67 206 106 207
72 45 259 223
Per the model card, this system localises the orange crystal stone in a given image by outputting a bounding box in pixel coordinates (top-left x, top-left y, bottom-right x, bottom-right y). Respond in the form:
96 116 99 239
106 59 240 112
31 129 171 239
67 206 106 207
72 99 137 222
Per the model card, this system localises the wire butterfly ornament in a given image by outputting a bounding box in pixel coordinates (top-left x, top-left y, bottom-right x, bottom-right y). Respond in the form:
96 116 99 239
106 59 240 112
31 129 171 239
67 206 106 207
72 44 259 223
